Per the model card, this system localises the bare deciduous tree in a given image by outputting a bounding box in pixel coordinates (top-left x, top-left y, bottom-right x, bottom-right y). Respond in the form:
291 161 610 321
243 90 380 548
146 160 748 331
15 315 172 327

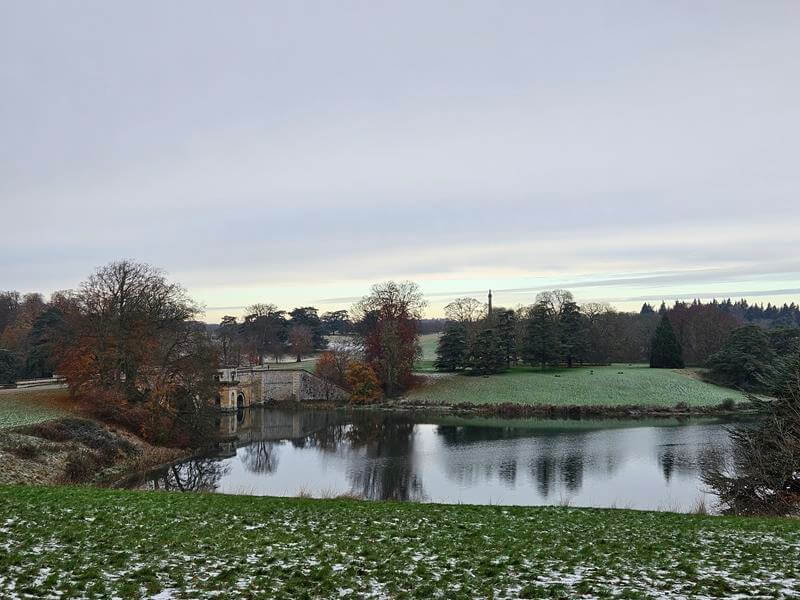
444 297 484 324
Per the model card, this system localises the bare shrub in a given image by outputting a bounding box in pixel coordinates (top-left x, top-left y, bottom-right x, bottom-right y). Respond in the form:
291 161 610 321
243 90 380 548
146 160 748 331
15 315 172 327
703 352 800 515
692 497 709 515
4 440 40 460
63 449 99 482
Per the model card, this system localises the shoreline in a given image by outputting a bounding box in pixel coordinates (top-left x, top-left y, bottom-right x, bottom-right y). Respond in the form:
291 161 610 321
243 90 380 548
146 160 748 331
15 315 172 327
379 399 759 418
270 398 760 419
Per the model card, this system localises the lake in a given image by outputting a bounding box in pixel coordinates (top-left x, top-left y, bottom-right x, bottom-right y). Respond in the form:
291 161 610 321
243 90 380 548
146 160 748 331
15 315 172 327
133 408 745 512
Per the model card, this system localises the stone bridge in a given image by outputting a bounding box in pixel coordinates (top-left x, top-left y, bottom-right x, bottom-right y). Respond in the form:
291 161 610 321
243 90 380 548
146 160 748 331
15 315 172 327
214 366 349 410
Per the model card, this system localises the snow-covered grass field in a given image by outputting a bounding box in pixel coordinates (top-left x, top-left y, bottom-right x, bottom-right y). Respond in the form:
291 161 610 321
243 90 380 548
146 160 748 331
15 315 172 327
1 485 798 598
407 364 742 408
0 388 70 430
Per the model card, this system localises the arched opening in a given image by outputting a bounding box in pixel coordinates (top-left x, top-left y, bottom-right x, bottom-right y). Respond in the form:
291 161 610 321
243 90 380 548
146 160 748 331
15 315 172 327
237 393 245 409
214 394 221 407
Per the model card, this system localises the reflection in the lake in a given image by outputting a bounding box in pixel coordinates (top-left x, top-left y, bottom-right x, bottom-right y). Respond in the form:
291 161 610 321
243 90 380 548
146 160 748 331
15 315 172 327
146 457 230 492
135 408 741 511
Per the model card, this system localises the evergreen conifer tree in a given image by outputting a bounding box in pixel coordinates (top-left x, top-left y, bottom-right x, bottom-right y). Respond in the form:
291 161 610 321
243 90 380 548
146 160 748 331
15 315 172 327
707 325 774 389
522 301 560 369
649 314 684 368
492 308 517 368
434 323 468 372
468 327 507 375
559 300 589 368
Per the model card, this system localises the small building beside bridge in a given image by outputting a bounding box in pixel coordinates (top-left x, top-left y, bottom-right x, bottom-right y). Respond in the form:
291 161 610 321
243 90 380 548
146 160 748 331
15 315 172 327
214 366 348 410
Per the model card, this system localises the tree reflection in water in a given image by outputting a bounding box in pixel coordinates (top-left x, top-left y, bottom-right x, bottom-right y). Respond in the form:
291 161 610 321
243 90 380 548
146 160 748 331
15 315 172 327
499 459 517 484
344 413 424 501
437 424 587 497
297 421 350 451
531 455 556 497
145 458 229 492
241 440 279 474
656 424 726 484
561 453 584 492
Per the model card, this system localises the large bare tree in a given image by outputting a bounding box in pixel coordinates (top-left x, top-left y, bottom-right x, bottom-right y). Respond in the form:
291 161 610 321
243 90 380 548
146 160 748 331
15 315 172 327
55 260 218 443
444 297 484 324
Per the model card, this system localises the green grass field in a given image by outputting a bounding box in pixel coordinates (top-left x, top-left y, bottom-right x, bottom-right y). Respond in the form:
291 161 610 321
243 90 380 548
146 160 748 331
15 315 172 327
406 364 743 407
260 358 318 372
0 388 70 430
414 332 441 373
0 485 797 598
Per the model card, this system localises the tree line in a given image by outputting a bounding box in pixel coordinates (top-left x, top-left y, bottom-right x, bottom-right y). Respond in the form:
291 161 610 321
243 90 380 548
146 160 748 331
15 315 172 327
4 266 800 439
0 266 430 437
215 305 328 367
434 291 800 375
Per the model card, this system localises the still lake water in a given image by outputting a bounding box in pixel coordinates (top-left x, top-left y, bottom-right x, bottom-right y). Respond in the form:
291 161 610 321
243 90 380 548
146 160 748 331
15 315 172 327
135 408 744 512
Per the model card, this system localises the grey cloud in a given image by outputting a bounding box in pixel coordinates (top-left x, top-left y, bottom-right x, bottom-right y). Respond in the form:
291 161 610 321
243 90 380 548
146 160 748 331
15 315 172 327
2 2 800 306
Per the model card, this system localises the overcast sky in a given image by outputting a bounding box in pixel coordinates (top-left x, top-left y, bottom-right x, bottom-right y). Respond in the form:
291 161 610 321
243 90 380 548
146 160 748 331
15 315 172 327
2 1 799 321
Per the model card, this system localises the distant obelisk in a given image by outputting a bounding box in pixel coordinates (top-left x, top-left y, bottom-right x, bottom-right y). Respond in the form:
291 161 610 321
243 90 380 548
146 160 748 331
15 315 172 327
488 289 493 319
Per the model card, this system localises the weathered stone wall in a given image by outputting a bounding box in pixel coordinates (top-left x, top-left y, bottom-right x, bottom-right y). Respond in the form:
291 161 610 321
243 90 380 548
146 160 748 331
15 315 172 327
216 367 348 409
294 370 349 402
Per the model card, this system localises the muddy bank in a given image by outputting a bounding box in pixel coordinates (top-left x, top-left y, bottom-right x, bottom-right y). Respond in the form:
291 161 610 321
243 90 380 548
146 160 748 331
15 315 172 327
381 399 758 418
0 417 187 487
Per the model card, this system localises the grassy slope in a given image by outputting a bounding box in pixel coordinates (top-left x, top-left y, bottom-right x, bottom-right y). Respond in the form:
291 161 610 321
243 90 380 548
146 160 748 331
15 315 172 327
1 486 798 599
414 333 441 373
0 388 70 430
406 364 742 407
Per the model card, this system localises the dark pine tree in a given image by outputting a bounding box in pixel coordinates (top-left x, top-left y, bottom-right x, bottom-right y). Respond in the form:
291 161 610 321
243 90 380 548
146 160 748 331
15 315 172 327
434 323 468 372
706 325 774 390
559 300 589 368
0 349 21 385
769 327 800 356
522 301 560 369
492 308 518 368
23 305 66 379
468 327 507 375
649 314 684 368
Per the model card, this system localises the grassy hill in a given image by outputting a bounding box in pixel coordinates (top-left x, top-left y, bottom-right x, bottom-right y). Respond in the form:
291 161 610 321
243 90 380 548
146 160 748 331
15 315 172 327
406 364 743 408
1 485 797 599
